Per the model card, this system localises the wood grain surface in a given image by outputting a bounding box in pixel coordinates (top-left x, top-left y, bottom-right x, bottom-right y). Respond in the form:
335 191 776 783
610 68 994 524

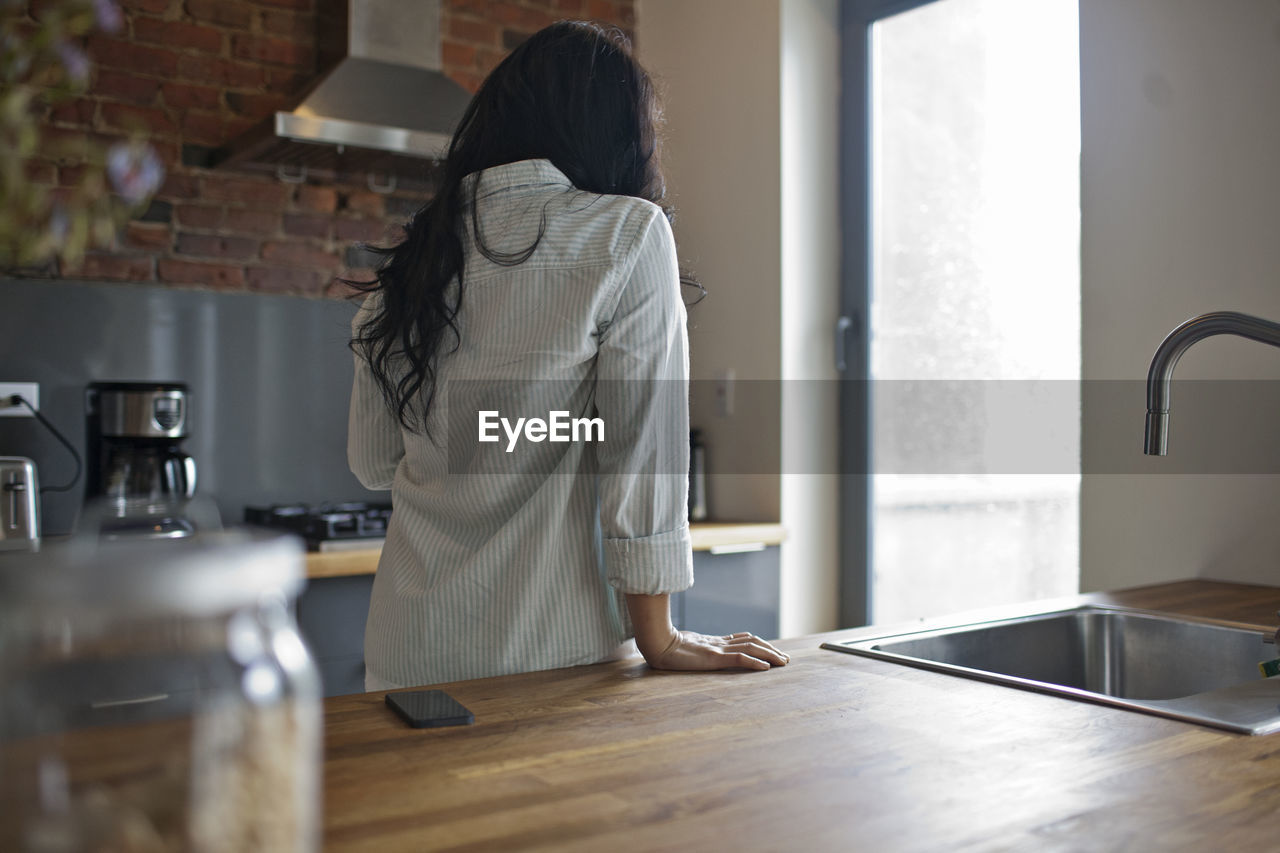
321 580 1280 851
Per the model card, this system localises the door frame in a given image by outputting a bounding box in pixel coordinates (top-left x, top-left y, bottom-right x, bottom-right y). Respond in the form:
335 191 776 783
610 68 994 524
837 0 940 628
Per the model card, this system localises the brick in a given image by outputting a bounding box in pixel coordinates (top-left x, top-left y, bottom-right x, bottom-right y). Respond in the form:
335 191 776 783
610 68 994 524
101 102 177 136
158 172 200 199
64 252 156 281
446 0 493 14
252 0 313 9
147 138 182 169
334 217 391 243
246 265 327 295
158 258 245 289
118 0 173 12
447 70 485 94
135 199 173 223
549 0 586 15
161 82 222 111
224 116 257 138
176 232 260 259
502 29 528 51
231 34 314 69
86 35 179 77
490 2 555 30
261 240 339 269
283 212 329 239
94 70 161 105
174 203 223 228
133 17 224 53
180 111 226 146
442 42 477 69
49 98 96 126
24 159 57 184
446 17 500 46
185 0 253 28
42 126 108 163
586 0 619 22
124 221 172 250
266 68 310 93
57 163 89 187
200 177 291 207
295 184 337 213
223 208 280 234
225 91 291 119
177 55 266 89
258 9 315 40
476 47 507 75
342 190 385 217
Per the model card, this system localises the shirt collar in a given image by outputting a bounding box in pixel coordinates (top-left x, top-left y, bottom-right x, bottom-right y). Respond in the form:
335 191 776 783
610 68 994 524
466 159 575 200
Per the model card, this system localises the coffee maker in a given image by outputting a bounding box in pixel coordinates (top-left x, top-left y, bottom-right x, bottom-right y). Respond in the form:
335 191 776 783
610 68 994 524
86 382 198 536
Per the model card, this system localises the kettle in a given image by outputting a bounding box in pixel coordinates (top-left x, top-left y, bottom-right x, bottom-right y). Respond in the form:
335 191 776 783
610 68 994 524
0 457 40 552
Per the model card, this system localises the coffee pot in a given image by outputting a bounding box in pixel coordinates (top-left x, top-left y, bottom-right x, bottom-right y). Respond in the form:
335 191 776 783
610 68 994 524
85 382 198 537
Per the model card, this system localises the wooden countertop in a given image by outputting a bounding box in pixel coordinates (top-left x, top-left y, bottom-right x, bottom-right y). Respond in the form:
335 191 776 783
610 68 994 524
305 522 786 579
322 580 1280 850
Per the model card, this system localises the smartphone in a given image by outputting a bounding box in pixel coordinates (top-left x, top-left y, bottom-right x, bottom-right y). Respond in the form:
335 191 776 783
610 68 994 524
385 690 474 728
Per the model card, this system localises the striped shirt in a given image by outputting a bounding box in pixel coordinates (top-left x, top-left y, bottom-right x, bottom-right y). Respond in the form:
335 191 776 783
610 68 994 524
348 158 694 688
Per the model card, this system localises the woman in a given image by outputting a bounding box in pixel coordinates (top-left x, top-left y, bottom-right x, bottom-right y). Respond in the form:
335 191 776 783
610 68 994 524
348 21 788 689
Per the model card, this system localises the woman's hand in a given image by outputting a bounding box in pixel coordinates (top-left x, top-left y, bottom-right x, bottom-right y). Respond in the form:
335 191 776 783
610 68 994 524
644 630 790 672
625 592 790 672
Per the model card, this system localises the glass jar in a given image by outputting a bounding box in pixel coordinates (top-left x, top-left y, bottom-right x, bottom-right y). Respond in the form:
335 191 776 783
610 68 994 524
0 530 321 852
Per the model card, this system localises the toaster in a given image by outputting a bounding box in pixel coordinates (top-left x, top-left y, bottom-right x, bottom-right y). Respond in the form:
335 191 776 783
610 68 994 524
0 457 40 552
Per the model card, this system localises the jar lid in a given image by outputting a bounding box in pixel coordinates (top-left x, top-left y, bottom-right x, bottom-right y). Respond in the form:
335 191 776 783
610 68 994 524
0 529 306 617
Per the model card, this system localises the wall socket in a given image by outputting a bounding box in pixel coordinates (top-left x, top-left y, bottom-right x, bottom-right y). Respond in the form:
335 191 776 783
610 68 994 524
714 369 735 417
0 383 39 417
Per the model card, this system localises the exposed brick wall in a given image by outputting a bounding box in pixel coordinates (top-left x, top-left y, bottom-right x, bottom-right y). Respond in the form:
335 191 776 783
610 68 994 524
22 0 635 297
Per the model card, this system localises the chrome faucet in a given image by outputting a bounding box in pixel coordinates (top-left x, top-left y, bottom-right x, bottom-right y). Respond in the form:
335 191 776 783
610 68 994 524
1144 311 1280 455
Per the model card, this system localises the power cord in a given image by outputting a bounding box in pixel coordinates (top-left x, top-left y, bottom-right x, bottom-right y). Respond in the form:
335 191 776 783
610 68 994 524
9 394 82 493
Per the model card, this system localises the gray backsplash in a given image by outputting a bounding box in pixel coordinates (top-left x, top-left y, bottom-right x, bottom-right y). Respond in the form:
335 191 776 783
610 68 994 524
0 277 382 536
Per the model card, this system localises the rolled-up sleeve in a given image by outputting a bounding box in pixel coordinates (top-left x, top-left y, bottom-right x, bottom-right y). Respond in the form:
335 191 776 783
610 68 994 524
348 293 404 490
595 210 694 595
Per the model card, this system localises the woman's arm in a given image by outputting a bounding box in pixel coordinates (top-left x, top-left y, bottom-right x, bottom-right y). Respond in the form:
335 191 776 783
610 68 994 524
348 294 405 490
625 593 789 671
597 209 787 673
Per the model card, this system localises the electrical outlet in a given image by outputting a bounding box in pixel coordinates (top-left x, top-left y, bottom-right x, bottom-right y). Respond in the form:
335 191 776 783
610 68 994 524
714 369 735 417
0 383 39 417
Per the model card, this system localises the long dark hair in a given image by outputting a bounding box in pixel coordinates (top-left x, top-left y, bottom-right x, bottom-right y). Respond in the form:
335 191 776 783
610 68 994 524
350 20 697 432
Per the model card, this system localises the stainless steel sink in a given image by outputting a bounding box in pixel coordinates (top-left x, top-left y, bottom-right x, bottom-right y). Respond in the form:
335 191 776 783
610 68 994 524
822 605 1280 734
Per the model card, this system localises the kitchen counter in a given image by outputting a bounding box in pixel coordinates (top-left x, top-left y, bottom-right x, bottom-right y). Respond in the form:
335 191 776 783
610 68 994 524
321 580 1280 850
304 521 786 578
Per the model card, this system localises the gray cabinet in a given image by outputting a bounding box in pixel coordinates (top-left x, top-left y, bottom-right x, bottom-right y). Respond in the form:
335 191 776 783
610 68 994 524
673 546 781 640
295 574 373 697
295 542 783 697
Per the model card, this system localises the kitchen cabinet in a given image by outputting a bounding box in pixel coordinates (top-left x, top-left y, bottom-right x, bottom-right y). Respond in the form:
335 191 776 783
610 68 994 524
296 524 786 696
674 545 781 639
295 574 373 697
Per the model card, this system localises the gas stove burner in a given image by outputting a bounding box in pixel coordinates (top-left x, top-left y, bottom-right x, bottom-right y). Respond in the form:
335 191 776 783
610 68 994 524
244 502 391 550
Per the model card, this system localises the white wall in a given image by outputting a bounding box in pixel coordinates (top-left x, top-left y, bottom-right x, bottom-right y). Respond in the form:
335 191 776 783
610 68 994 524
779 0 841 634
638 0 842 634
1080 0 1280 590
637 0 782 525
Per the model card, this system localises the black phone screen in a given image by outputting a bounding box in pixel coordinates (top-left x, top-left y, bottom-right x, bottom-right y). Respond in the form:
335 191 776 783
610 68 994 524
385 690 475 728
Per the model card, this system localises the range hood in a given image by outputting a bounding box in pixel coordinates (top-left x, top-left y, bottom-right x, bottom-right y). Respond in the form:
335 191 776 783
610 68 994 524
211 0 472 190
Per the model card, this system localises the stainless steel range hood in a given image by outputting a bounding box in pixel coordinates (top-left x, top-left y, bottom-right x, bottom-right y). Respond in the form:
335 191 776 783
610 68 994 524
212 0 472 190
